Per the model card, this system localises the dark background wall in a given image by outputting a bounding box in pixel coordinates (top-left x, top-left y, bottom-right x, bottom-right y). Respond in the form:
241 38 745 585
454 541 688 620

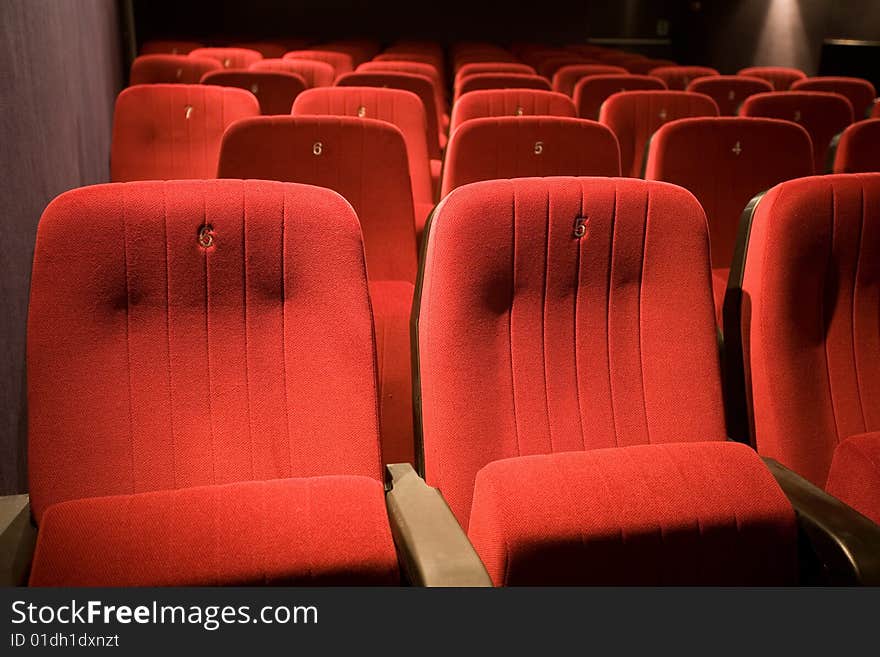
0 0 123 494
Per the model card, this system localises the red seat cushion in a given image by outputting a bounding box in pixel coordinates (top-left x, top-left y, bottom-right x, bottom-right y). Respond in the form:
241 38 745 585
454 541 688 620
201 70 308 115
468 442 797 586
30 476 399 586
825 432 880 524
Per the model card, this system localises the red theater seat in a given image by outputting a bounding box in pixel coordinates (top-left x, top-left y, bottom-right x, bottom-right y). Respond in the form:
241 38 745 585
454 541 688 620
130 54 221 85
217 117 417 464
456 73 551 101
292 86 435 219
872 101 880 118
687 75 773 116
729 173 880 524
231 41 288 59
599 90 719 177
551 64 628 96
336 71 444 158
738 66 806 91
740 91 854 172
440 117 620 197
139 40 203 55
625 58 677 75
284 50 354 77
644 117 813 322
415 176 798 585
449 89 576 134
830 119 880 173
357 61 447 136
536 56 590 80
201 70 307 115
791 76 877 118
189 47 262 69
455 62 536 91
250 58 335 88
649 66 719 90
26 180 400 585
573 74 667 119
110 84 260 182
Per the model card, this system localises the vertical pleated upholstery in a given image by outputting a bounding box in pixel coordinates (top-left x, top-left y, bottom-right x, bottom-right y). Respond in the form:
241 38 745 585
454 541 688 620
832 119 880 174
791 77 877 118
686 76 773 116
738 66 806 91
189 47 263 69
250 58 336 88
441 117 621 197
573 74 667 119
551 64 628 96
28 179 384 522
741 173 880 488
129 54 222 85
450 89 577 135
110 84 260 182
201 70 308 115
283 50 354 77
648 66 719 91
418 177 726 527
599 90 719 177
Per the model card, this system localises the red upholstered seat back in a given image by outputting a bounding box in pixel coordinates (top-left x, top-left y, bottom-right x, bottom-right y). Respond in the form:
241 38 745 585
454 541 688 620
130 54 221 85
189 47 262 69
649 66 719 91
738 66 806 91
832 119 880 174
139 40 202 55
359 61 443 98
573 74 667 119
686 76 773 116
600 91 720 177
283 50 354 76
336 72 442 159
791 77 877 119
450 89 576 134
551 64 628 96
644 117 813 271
110 84 260 182
27 180 384 522
738 173 880 486
456 73 552 101
417 177 726 527
218 116 417 283
739 91 854 173
250 58 336 88
456 62 536 90
440 117 621 197
201 70 307 115
292 87 433 205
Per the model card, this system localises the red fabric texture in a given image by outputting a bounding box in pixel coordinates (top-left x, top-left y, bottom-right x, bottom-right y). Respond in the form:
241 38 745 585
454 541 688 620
740 91 854 172
449 89 576 135
27 180 386 524
551 64 628 96
30 476 398 586
369 281 416 465
292 87 433 206
250 58 336 88
189 47 262 69
649 66 719 91
110 84 260 182
130 54 221 85
217 116 417 283
456 73 552 101
825 433 880 524
201 70 307 115
313 44 372 68
686 76 773 116
599 91 720 177
739 67 807 91
536 56 590 80
140 40 203 56
336 72 443 158
468 442 797 585
456 62 536 91
216 119 418 463
231 42 289 59
739 173 880 487
418 177 725 527
873 101 880 118
832 119 880 174
625 58 677 75
573 74 667 119
441 117 621 197
791 77 877 119
283 50 354 76
644 117 813 316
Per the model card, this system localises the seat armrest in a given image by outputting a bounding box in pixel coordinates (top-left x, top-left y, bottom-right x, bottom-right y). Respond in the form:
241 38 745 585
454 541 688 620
765 458 880 585
0 494 36 586
385 463 492 587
